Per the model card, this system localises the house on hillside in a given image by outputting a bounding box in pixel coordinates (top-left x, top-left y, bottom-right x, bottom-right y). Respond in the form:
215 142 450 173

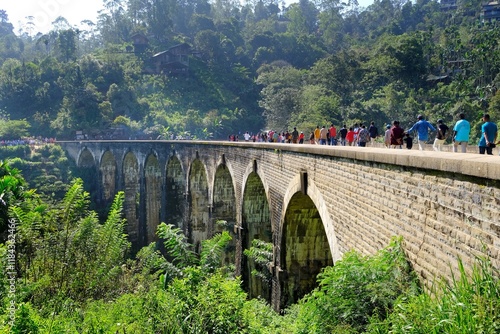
131 32 149 55
482 1 500 22
151 43 191 75
440 0 457 11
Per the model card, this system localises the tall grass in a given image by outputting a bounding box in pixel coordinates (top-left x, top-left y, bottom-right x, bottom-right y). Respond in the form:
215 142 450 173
367 255 500 333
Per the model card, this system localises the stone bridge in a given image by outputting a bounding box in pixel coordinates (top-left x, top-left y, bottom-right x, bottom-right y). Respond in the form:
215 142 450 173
59 140 500 310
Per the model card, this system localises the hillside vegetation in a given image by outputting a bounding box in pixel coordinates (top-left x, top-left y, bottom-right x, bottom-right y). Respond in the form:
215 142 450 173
0 0 499 141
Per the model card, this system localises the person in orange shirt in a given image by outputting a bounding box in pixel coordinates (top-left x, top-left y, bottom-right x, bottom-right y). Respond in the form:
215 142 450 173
346 127 355 146
314 126 321 144
329 124 337 145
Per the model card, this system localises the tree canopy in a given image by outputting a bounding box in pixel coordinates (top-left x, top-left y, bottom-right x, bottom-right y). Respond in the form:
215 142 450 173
0 0 497 141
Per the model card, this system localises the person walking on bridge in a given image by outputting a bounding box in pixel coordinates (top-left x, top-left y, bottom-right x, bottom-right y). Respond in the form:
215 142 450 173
329 124 337 145
384 124 391 148
319 126 328 145
432 119 449 151
291 127 299 144
407 115 436 150
346 127 355 146
390 121 404 149
368 121 379 146
339 125 347 146
357 125 370 147
452 113 470 153
479 113 497 155
314 126 321 144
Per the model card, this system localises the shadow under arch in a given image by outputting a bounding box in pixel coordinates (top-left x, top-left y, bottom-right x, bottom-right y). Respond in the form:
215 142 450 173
188 159 209 252
165 155 186 232
145 153 161 244
78 147 95 167
213 162 237 264
74 148 99 214
279 174 340 308
241 170 272 302
100 150 117 203
123 151 140 249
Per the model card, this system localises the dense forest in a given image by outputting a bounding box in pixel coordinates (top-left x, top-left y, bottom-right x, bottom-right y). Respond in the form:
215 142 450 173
0 0 499 141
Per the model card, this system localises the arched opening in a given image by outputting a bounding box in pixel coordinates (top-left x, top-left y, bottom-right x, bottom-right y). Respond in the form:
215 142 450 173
280 192 333 308
242 172 272 302
165 156 185 231
76 148 98 210
123 152 140 249
213 164 237 264
100 151 117 203
188 159 209 251
145 154 161 244
78 148 94 167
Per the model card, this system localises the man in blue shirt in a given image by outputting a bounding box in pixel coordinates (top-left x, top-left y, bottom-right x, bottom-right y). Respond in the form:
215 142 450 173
452 113 470 153
478 114 498 155
407 115 436 150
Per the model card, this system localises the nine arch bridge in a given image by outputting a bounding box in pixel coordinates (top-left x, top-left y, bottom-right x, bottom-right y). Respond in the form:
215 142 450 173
59 140 500 310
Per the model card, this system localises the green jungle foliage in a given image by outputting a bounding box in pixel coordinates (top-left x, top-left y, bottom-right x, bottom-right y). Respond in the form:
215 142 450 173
0 145 73 201
0 144 75 239
0 158 499 332
0 0 499 141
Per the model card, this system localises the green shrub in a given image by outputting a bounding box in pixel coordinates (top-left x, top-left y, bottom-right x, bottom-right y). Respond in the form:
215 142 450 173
368 256 500 333
0 146 30 160
287 236 420 333
10 303 39 334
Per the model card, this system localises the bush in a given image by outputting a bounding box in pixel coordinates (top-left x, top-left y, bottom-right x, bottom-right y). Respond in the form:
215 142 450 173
0 146 30 160
368 256 500 333
287 236 420 333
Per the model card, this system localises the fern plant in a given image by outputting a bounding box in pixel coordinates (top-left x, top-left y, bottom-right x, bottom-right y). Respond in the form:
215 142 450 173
199 231 232 274
157 222 196 268
8 179 131 312
243 239 273 283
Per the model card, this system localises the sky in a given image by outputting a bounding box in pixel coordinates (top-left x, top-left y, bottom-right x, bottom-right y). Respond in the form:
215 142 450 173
1 0 374 35
1 0 105 34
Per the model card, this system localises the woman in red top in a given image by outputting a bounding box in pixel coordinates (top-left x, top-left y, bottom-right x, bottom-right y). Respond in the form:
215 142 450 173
390 121 405 149
346 128 355 146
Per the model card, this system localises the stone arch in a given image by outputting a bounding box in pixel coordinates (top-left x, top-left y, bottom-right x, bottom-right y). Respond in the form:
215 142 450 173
165 155 186 231
123 151 140 247
100 151 117 203
145 153 162 244
76 148 98 208
279 174 338 308
241 170 272 302
188 159 209 251
213 162 237 264
78 148 95 167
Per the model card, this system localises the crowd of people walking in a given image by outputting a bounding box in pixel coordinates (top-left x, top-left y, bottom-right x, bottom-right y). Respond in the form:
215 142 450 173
0 137 56 148
233 112 499 155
